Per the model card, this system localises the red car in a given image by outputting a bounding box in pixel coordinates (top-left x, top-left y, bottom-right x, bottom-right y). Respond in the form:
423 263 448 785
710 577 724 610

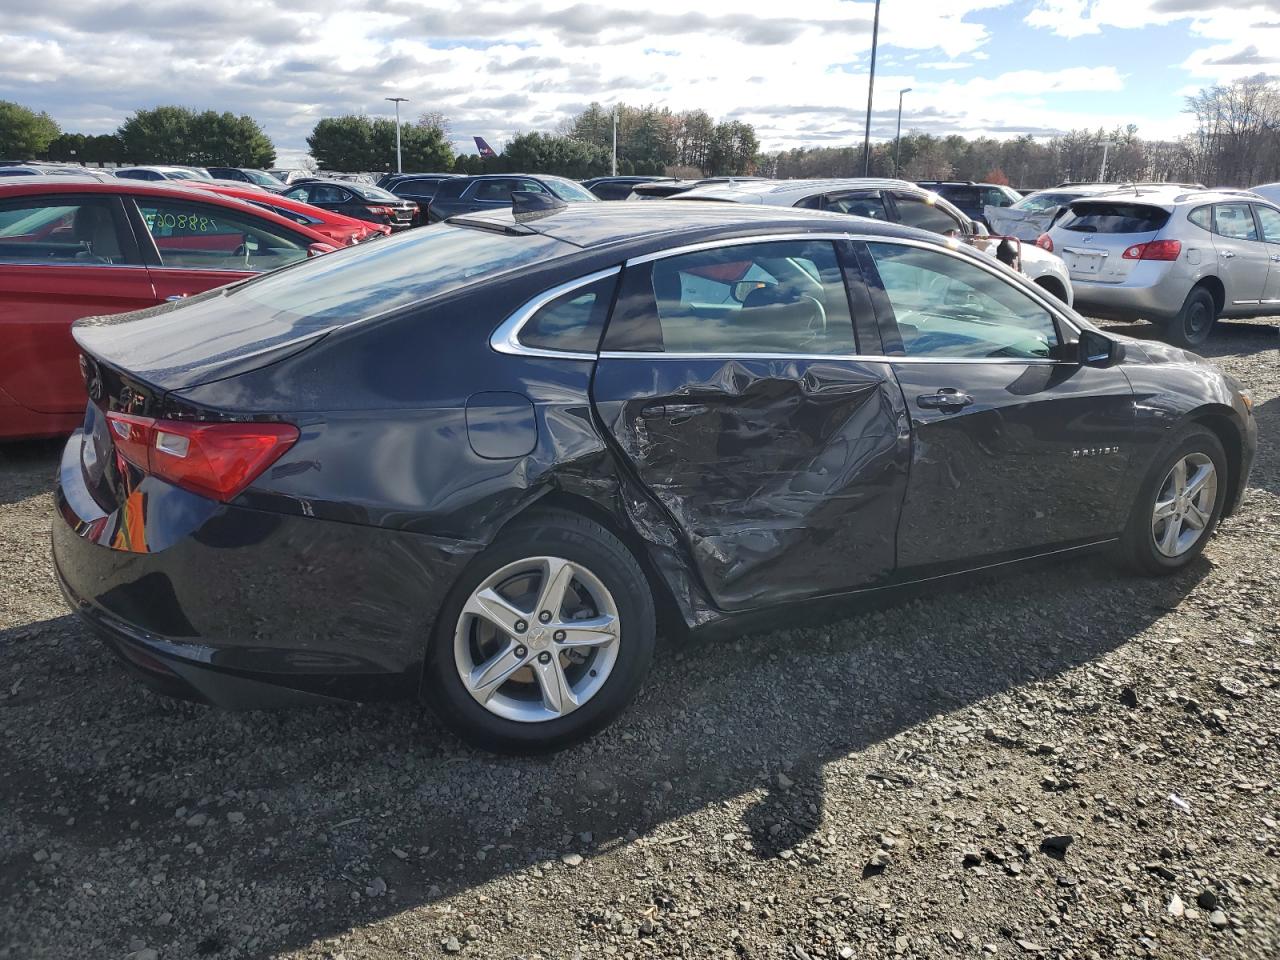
182 181 392 245
0 176 339 440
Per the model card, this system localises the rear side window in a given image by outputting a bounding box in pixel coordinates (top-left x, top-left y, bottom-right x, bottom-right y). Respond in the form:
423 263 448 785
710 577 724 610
894 195 964 234
518 274 618 353
135 198 310 272
938 186 981 207
1188 206 1212 232
591 182 633 200
434 179 468 200
392 179 440 199
825 193 888 219
1213 203 1258 241
0 197 133 265
641 240 856 355
473 179 516 202
1063 203 1170 234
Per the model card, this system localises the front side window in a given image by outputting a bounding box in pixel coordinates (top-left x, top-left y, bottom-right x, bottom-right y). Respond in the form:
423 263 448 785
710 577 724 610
645 240 856 355
518 274 617 353
1013 192 1075 213
309 185 351 204
1255 205 1280 244
826 193 888 219
868 242 1059 360
1214 202 1258 241
134 199 310 271
0 197 130 265
982 187 1014 207
894 195 964 235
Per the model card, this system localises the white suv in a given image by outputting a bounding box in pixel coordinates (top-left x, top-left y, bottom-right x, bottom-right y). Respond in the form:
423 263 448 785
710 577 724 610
1040 187 1280 347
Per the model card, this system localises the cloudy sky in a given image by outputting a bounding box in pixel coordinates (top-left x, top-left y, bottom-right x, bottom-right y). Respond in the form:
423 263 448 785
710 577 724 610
3 0 1279 165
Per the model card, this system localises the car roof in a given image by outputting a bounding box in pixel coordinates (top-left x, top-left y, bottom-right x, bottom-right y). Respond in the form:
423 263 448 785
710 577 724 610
1071 185 1267 206
676 177 922 205
448 197 935 251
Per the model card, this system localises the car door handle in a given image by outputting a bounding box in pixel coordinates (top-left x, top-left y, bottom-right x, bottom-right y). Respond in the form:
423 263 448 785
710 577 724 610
641 403 709 419
916 389 974 410
1220 251 1236 259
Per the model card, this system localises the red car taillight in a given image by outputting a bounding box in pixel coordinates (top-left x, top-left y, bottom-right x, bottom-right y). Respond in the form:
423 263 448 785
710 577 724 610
1122 239 1181 261
106 412 298 502
1035 232 1053 253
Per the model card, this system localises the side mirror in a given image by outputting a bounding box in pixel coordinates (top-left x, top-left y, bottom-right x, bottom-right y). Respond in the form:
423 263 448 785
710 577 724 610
1079 329 1125 367
970 220 989 236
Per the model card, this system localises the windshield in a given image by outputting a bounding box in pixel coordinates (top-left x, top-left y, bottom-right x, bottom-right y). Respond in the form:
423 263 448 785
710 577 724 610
241 169 281 187
1013 192 1078 213
544 178 598 202
229 222 568 325
167 170 202 180
348 183 401 201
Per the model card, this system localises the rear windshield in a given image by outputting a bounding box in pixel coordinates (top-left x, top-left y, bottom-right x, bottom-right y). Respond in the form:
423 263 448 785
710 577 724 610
228 222 568 325
1063 202 1170 233
1013 192 1079 213
347 183 401 201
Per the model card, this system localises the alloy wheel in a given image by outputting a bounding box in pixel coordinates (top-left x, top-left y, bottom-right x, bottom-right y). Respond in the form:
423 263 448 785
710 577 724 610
453 556 621 723
1150 452 1217 558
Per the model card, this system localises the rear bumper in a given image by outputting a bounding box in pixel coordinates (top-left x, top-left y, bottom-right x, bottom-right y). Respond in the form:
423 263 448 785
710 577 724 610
1071 277 1187 323
52 430 478 708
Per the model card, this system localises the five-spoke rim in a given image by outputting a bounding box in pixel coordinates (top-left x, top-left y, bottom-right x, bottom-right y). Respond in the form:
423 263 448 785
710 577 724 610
453 556 620 723
1151 452 1216 558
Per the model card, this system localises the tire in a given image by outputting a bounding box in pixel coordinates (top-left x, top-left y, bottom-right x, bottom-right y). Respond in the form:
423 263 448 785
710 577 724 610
423 509 656 753
1119 426 1228 576
1166 286 1217 348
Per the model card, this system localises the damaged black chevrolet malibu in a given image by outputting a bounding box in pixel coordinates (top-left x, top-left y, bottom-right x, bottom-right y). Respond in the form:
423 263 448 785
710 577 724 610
53 199 1257 752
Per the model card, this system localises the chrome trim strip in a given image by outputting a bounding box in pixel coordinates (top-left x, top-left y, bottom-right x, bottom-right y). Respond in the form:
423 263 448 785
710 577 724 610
599 351 1066 365
489 265 620 360
624 231 858 266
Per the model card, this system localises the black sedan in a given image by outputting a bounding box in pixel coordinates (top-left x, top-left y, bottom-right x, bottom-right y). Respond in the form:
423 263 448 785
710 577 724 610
426 173 597 222
284 178 418 230
53 200 1256 753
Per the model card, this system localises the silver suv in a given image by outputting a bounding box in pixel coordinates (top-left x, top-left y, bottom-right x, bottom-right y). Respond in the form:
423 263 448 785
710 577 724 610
1040 187 1280 347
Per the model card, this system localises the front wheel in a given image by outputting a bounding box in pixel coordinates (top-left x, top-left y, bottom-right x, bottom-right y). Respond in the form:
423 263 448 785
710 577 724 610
423 510 656 753
1166 287 1217 348
1119 426 1227 575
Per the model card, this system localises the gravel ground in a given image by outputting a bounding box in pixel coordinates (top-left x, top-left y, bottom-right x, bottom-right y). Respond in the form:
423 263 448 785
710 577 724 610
1 317 1277 960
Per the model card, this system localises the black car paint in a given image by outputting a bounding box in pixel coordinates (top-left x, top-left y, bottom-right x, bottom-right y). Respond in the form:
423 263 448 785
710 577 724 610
52 202 1257 709
426 175 596 223
284 179 418 230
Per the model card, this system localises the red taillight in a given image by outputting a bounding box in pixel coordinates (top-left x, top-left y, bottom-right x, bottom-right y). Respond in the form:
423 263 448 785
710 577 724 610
1122 239 1181 261
1035 233 1053 253
105 412 298 502
366 205 394 217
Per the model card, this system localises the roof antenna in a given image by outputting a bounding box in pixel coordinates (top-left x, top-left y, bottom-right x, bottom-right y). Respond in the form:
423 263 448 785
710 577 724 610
511 190 567 223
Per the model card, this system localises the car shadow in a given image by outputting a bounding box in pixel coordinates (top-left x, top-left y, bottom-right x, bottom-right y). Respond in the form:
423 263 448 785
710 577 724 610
0 547 1214 958
0 439 62 507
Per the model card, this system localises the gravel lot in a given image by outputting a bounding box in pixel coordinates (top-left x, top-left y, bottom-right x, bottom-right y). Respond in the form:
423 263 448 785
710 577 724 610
1 317 1277 960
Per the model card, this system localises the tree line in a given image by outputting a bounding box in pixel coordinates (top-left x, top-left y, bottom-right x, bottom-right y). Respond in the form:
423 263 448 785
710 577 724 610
4 75 1277 186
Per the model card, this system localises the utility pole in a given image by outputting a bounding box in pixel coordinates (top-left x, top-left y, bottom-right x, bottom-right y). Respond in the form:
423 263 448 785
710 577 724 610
1098 139 1115 182
894 87 912 177
385 97 409 174
612 108 617 176
861 0 882 176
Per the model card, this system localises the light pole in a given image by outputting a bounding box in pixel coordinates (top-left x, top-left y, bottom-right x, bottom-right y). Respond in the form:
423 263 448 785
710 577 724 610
1098 139 1115 182
861 0 882 176
385 97 409 174
894 87 912 177
612 107 617 176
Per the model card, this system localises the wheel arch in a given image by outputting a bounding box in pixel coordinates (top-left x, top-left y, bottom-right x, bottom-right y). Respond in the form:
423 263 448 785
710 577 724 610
1186 405 1245 516
1191 275 1225 315
1032 275 1068 304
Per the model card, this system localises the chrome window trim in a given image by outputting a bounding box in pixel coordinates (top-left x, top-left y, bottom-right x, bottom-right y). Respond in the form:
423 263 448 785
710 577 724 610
489 266 621 360
600 351 1067 366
